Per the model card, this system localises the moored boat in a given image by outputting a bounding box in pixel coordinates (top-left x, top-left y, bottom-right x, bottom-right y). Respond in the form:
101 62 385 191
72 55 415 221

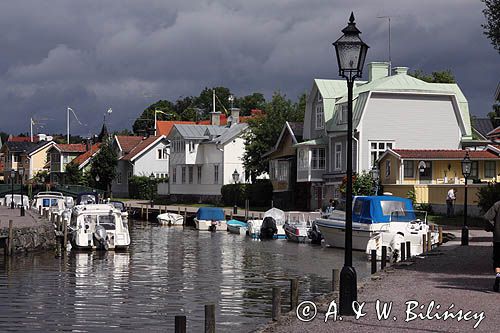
259 208 286 240
227 219 248 235
157 212 184 226
194 207 227 231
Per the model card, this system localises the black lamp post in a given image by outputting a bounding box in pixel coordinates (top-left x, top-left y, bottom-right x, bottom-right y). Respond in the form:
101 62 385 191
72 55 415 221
370 165 379 196
149 172 155 208
232 169 240 214
10 169 15 209
461 151 472 246
19 167 25 216
333 12 369 316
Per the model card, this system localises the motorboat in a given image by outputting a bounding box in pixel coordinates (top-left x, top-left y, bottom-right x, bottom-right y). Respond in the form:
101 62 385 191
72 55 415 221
3 194 30 209
108 200 129 222
284 211 321 243
227 219 248 235
316 195 423 251
76 192 100 205
157 212 184 226
366 211 440 261
194 207 227 232
69 204 130 250
259 208 286 240
247 218 263 239
32 191 68 212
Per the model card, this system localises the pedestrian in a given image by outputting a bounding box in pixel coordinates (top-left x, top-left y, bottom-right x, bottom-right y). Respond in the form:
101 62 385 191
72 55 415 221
446 188 457 217
484 200 500 292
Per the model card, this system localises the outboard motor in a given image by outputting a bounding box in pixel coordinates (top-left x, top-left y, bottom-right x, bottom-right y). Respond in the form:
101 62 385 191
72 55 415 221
93 225 108 250
209 220 217 232
260 217 277 240
308 221 322 245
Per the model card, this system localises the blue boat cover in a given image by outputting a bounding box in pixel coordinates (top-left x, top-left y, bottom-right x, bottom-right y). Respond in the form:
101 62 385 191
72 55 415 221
227 219 247 227
352 196 415 224
196 207 225 221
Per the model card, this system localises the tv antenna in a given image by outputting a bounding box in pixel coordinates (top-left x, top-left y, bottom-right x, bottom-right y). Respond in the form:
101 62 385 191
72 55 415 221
377 15 398 76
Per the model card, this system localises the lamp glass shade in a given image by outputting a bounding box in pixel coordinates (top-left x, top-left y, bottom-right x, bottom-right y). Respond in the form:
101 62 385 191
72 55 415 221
19 168 24 176
95 175 100 182
10 169 15 178
232 169 239 182
370 166 379 182
461 153 472 178
149 173 155 180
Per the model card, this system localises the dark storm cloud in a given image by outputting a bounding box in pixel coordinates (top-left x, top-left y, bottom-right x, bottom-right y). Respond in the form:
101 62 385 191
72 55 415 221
0 0 497 136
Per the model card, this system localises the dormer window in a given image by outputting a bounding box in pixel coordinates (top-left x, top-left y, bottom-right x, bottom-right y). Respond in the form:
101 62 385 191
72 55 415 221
338 104 348 124
315 104 324 129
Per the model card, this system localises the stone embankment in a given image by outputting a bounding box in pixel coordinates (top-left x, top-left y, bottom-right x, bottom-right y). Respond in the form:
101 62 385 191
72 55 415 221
0 205 56 254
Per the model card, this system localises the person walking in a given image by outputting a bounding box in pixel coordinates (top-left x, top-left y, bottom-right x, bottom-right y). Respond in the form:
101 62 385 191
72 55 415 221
484 200 500 292
446 188 457 217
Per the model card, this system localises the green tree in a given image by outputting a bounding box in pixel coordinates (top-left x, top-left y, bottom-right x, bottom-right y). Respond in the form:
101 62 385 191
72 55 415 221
89 140 118 197
243 92 304 180
113 129 134 136
132 100 176 135
482 0 500 53
236 93 266 116
195 86 232 116
409 69 455 83
65 162 83 184
340 172 376 197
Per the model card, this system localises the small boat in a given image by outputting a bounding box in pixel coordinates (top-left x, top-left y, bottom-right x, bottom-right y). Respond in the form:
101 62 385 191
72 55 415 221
247 218 263 239
194 207 227 232
69 204 130 250
284 212 310 243
32 191 68 212
259 208 286 240
76 192 99 205
227 219 248 235
3 194 30 209
157 212 184 226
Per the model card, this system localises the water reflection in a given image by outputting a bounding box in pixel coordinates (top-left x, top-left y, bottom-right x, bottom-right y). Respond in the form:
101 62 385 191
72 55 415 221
0 221 370 332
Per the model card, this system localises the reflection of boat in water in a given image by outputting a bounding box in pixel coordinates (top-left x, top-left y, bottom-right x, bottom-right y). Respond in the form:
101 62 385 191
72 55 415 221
69 204 130 250
194 207 227 232
157 212 184 226
227 219 247 235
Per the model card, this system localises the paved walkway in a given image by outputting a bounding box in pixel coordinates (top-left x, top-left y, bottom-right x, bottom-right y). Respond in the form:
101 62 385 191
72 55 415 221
0 205 40 229
258 229 498 333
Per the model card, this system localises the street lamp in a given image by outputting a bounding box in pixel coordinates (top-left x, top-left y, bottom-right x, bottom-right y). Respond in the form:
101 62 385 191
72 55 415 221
461 151 472 246
333 12 369 316
232 169 240 214
149 172 155 208
232 169 240 183
19 168 25 216
370 165 379 195
10 169 15 209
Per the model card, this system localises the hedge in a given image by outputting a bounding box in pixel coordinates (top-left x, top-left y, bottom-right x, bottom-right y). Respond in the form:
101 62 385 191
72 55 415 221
128 176 163 199
221 179 273 207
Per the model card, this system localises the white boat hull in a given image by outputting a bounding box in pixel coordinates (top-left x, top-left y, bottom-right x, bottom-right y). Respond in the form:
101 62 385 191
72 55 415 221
157 213 184 226
194 218 227 231
284 224 308 243
228 224 247 235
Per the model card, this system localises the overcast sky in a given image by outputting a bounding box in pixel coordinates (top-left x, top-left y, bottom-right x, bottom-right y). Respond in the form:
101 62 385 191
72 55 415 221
0 0 498 136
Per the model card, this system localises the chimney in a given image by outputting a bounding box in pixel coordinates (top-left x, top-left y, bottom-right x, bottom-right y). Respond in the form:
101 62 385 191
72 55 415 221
393 67 409 75
368 62 390 82
210 111 221 126
230 108 240 125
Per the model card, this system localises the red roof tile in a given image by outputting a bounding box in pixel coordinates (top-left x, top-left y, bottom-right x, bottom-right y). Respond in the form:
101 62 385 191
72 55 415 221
392 149 499 159
71 143 101 166
487 126 500 137
156 121 196 136
121 136 162 161
115 136 144 153
8 136 34 142
55 143 87 153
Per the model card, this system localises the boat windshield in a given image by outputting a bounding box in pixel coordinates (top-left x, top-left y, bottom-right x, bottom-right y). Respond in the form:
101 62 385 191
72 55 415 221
288 213 305 224
380 200 406 216
80 195 97 205
391 210 427 223
42 198 60 207
98 215 116 230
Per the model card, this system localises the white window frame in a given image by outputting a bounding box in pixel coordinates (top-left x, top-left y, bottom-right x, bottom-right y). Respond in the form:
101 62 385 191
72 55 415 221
484 160 496 178
403 160 414 178
311 148 326 170
277 160 289 182
157 148 167 160
298 149 308 170
214 164 219 184
385 160 391 177
334 143 342 170
116 172 122 184
315 104 324 129
369 141 394 167
338 104 348 124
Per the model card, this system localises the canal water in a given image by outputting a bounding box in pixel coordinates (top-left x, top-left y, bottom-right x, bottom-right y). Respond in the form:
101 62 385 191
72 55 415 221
0 220 370 332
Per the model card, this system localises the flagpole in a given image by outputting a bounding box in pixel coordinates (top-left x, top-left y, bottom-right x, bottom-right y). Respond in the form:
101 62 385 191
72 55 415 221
30 117 33 142
154 109 157 136
67 107 70 144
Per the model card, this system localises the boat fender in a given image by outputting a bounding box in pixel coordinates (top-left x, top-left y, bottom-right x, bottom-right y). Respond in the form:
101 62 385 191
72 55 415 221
390 233 405 262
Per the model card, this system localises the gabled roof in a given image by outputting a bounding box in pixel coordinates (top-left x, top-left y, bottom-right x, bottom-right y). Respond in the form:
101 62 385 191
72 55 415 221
263 121 304 157
115 136 144 154
3 141 40 153
172 124 217 140
472 118 495 139
208 123 248 145
54 143 87 153
156 121 196 136
486 126 500 138
381 148 499 161
27 140 55 156
121 135 166 161
71 143 101 168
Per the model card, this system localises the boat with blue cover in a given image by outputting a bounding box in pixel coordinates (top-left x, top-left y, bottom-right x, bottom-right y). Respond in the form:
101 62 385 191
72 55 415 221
316 195 433 251
227 219 248 235
194 207 227 232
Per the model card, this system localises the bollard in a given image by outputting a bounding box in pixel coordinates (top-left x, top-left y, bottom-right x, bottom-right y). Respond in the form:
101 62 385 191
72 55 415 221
146 206 149 221
184 208 187 225
332 268 340 292
38 206 42 215
259 213 262 219
406 241 411 258
245 200 249 221
290 278 299 311
204 304 215 333
175 315 186 333
178 206 181 215
63 218 68 250
141 205 144 219
371 250 377 274
272 287 281 321
422 234 427 254
8 220 14 256
427 231 432 251
400 243 406 261
438 226 443 244
381 246 387 269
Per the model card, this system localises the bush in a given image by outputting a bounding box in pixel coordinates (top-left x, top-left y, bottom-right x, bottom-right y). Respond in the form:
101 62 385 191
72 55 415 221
477 182 500 213
220 183 246 207
407 189 417 205
128 176 161 199
415 203 433 214
220 179 273 207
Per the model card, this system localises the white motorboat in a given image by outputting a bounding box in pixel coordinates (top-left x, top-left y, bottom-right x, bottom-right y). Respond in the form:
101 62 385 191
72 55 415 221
194 207 227 231
3 194 30 209
69 204 130 250
316 195 426 251
157 212 184 226
227 219 248 235
32 191 68 212
259 208 286 240
247 219 263 239
107 200 129 223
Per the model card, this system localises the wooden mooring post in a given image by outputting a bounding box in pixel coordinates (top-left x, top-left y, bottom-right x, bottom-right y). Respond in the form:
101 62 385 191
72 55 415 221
175 315 186 333
438 226 443 244
332 268 340 292
427 231 432 252
400 243 406 262
146 205 149 221
184 208 187 225
406 241 411 258
371 250 377 274
141 204 144 219
290 278 298 311
381 246 387 269
422 234 427 254
272 287 281 321
204 304 215 333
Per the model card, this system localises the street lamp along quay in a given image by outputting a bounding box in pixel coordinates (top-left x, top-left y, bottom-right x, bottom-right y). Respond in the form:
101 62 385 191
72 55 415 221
333 12 369 316
461 151 472 246
232 169 240 214
10 169 15 209
19 168 25 216
150 172 156 208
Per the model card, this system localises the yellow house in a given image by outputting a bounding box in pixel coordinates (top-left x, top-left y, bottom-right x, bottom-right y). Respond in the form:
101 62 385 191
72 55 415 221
378 147 500 216
1 140 54 183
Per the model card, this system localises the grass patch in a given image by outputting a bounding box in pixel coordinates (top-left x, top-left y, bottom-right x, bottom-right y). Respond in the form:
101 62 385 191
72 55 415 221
427 214 486 228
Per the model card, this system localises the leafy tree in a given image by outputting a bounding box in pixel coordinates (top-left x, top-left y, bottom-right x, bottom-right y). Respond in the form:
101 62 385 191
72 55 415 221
236 93 266 116
477 182 500 213
195 86 232 116
482 0 500 53
243 92 304 180
180 108 198 121
132 100 176 135
65 162 84 184
113 129 134 136
340 172 376 197
88 140 118 197
409 69 455 83
33 170 49 184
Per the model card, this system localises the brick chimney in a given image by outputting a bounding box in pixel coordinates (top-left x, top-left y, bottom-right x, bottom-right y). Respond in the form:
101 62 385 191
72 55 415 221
210 111 221 126
368 62 390 82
